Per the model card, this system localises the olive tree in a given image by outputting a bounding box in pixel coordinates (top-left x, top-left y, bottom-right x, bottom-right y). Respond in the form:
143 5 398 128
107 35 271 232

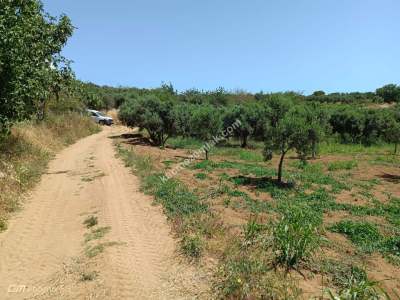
118 95 175 147
384 115 400 154
0 0 74 135
376 84 400 103
263 94 293 128
264 106 319 184
302 103 330 159
222 103 260 148
172 103 195 138
190 105 222 160
329 108 366 143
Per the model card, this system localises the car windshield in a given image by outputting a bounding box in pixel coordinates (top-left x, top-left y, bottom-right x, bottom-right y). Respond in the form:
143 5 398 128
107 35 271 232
96 111 105 117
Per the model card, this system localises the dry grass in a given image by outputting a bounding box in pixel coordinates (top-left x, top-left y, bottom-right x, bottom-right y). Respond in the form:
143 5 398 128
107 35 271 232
0 113 100 230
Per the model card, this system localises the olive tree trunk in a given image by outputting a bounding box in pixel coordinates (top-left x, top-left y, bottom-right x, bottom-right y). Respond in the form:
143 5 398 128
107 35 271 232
277 151 287 183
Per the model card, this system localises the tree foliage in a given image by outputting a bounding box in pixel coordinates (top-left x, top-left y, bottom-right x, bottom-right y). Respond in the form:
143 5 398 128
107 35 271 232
0 0 74 135
263 105 322 183
190 105 222 159
223 104 260 148
376 84 400 103
119 95 175 147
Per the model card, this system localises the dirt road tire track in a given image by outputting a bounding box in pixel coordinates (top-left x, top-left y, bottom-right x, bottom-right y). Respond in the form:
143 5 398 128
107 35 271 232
0 126 208 299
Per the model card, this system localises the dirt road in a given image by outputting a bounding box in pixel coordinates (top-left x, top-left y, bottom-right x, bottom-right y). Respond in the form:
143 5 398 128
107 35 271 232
0 126 208 299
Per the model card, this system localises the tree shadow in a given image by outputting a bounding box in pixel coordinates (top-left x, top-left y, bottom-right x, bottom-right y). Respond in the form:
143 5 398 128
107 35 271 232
379 173 400 183
108 132 155 146
216 140 259 150
108 133 143 140
173 155 204 161
230 175 295 189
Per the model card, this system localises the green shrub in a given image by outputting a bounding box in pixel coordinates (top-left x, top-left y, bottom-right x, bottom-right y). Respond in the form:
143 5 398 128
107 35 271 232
272 204 322 270
329 220 382 252
118 95 175 147
181 234 203 258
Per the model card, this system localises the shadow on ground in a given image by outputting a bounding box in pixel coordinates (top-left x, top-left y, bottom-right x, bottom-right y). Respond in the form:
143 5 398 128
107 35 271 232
230 175 295 189
108 133 156 146
380 173 400 183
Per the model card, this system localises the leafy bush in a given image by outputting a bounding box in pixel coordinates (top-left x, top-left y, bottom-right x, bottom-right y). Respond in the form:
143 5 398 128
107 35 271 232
0 0 74 135
119 95 175 147
376 84 400 103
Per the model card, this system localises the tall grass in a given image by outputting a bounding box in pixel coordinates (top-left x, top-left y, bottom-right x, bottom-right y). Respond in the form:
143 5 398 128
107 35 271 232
272 203 322 271
319 142 394 155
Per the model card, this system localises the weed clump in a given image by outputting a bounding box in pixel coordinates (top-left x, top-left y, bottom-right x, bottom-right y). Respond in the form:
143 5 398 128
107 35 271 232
181 234 203 258
0 218 7 231
327 160 358 171
154 178 207 217
215 252 300 299
326 273 387 300
272 203 322 271
195 172 207 180
85 242 119 258
329 220 382 253
80 271 98 281
84 226 111 242
83 215 98 228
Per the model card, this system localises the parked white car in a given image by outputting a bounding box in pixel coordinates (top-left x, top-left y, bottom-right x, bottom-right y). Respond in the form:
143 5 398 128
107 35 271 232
87 109 113 126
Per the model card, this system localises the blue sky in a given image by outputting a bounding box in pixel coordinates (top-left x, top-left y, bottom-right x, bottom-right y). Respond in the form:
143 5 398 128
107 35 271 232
43 0 399 94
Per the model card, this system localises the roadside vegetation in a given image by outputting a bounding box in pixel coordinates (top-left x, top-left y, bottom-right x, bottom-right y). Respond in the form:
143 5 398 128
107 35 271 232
114 84 400 298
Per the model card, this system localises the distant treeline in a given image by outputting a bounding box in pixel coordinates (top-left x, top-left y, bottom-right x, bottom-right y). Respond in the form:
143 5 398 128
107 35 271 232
84 82 400 111
115 84 400 148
